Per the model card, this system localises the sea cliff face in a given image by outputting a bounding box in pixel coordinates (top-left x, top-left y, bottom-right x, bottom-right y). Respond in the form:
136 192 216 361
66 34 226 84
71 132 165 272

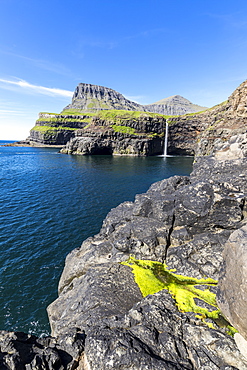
27 80 247 157
26 83 207 152
60 112 166 156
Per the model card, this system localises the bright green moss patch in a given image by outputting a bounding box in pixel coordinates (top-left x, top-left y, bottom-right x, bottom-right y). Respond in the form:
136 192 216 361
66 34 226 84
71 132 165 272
111 125 137 135
61 109 96 116
98 109 171 122
36 116 90 124
31 125 77 132
122 256 237 335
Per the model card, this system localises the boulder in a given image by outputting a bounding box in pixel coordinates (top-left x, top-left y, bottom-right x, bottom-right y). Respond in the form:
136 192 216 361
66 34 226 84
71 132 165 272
217 224 247 341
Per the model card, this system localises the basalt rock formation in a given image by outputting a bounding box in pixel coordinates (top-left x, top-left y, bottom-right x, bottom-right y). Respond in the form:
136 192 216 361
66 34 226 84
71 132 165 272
46 156 247 369
168 79 247 158
60 112 166 156
25 83 207 150
24 80 247 156
27 112 91 146
63 83 206 115
64 83 145 112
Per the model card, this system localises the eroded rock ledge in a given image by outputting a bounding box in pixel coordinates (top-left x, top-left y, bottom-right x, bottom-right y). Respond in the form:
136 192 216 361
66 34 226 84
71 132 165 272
1 155 247 369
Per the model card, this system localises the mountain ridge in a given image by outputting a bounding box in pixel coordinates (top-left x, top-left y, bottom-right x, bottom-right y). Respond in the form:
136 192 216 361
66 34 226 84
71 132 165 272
63 83 207 116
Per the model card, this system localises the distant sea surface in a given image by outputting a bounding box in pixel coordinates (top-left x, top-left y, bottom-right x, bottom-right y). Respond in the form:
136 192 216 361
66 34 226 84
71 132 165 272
0 140 193 336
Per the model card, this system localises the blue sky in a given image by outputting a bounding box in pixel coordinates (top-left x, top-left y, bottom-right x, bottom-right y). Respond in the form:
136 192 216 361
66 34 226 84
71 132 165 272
1 0 247 139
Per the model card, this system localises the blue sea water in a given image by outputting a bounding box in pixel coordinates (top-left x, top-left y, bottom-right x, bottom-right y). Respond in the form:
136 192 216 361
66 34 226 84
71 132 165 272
0 141 193 336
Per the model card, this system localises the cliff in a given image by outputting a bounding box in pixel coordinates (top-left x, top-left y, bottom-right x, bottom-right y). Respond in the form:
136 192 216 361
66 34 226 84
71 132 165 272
25 83 207 150
166 79 247 157
60 110 166 156
28 80 247 157
27 112 92 146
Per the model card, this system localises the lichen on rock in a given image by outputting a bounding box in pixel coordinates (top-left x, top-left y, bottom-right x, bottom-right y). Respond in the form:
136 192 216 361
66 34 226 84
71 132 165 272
122 256 237 334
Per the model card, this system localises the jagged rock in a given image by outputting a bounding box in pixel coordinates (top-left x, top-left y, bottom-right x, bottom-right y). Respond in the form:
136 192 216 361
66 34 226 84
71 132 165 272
64 84 206 115
0 329 86 369
48 263 142 337
60 131 163 156
64 83 145 112
5 76 247 368
0 331 63 369
217 224 247 341
43 156 247 369
2 155 247 368
84 291 247 370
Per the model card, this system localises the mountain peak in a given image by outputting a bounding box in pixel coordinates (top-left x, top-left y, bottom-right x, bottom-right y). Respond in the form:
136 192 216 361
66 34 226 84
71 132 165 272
64 83 144 112
63 83 207 116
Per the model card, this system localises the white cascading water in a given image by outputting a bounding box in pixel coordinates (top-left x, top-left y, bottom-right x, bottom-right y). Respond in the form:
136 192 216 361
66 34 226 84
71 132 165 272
163 120 168 156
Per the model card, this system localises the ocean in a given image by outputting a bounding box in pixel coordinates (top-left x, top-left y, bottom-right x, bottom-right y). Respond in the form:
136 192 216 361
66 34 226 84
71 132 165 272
0 141 193 336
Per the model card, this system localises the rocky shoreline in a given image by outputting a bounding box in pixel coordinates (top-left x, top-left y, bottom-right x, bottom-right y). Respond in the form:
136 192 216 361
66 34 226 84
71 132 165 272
2 80 247 369
1 154 247 369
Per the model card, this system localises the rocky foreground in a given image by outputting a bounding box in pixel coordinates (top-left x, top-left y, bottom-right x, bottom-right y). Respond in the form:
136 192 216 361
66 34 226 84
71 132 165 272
1 154 247 369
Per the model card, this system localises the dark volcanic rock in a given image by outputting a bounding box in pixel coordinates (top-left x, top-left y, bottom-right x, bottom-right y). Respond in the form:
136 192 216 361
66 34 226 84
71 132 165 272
6 77 247 367
2 156 247 369
217 224 247 341
44 156 247 369
48 263 142 337
60 114 166 156
84 291 246 370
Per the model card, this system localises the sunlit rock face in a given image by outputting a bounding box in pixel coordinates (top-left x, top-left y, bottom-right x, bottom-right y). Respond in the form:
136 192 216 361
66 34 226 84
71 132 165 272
217 224 247 341
64 83 206 114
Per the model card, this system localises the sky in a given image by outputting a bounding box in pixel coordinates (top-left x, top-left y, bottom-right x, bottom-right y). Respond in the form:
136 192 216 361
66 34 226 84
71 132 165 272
1 0 247 140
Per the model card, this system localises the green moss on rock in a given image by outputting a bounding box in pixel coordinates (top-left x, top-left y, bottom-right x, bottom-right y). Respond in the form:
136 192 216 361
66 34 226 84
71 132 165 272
111 125 137 135
122 256 237 335
30 126 77 132
98 110 170 122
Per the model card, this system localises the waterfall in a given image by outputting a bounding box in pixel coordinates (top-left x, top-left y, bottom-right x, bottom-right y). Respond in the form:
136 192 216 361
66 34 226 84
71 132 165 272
163 120 168 156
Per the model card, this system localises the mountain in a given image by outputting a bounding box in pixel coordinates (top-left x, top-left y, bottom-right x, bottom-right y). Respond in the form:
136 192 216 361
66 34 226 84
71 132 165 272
144 95 207 115
63 83 207 115
63 83 145 112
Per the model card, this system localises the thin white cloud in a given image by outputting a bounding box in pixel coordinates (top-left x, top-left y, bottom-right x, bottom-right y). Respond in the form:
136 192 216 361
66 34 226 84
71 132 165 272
125 95 147 104
0 109 25 115
0 78 73 98
122 28 168 42
0 50 73 76
205 12 247 29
